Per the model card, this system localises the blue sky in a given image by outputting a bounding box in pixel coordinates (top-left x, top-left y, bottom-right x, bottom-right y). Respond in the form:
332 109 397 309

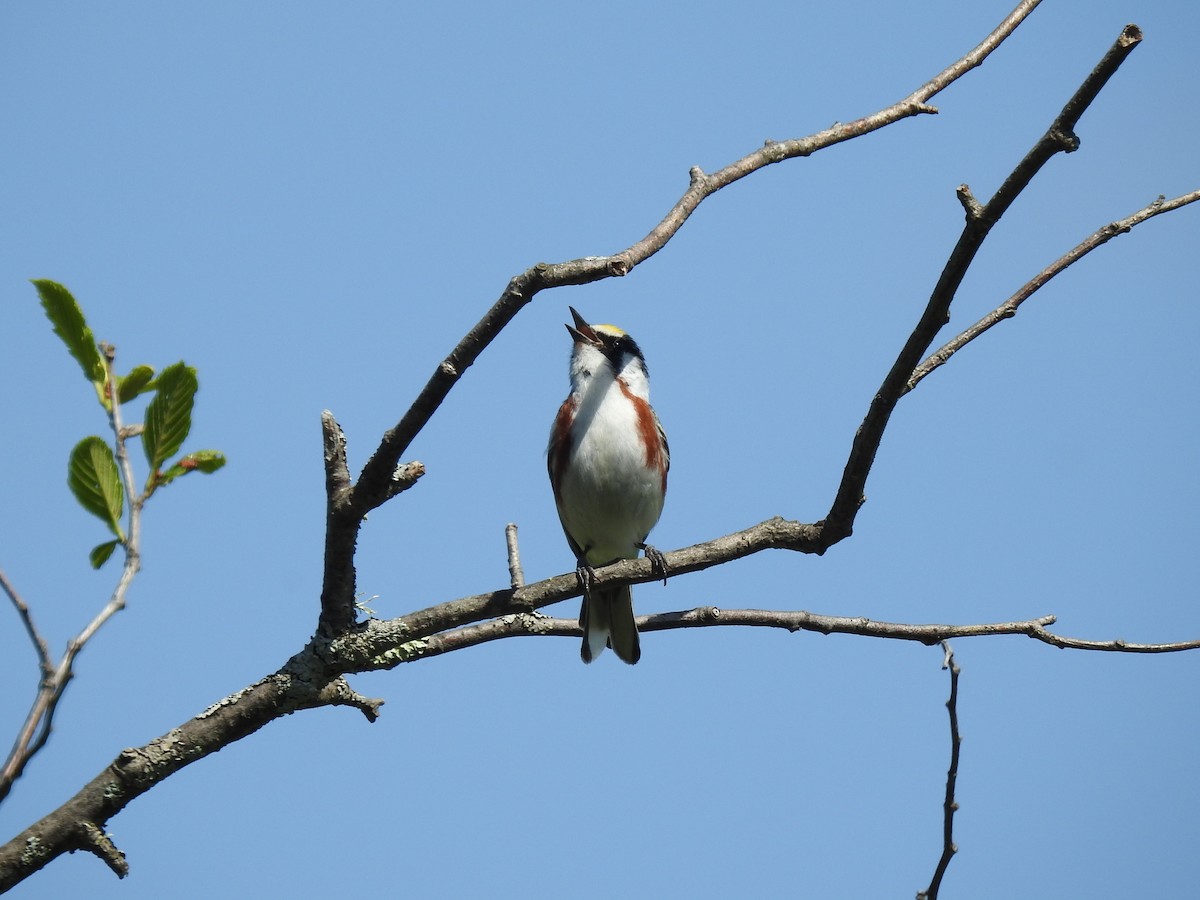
2 1 1198 897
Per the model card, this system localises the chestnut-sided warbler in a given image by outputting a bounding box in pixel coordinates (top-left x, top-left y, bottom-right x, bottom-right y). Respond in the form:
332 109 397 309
548 307 669 664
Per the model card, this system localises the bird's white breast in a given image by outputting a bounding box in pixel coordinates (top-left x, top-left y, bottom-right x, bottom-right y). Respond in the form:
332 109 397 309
557 368 664 565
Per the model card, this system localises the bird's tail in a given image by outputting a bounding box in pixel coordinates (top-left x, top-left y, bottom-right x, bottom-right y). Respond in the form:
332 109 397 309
580 583 641 665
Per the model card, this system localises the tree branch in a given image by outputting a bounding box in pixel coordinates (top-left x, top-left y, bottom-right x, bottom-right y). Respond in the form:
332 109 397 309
349 601 1200 666
313 0 1045 654
6 558 1197 887
0 569 51 681
0 648 342 889
918 642 962 900
318 410 425 634
824 24 1143 541
1 348 145 805
906 188 1200 392
505 523 525 590
9 11 1198 893
347 0 1045 520
318 411 357 634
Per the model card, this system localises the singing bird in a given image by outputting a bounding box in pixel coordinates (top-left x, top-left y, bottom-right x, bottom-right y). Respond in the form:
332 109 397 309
548 307 669 664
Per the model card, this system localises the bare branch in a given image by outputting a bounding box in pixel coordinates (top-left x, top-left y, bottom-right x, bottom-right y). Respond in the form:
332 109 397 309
505 523 525 590
5 575 1196 885
318 411 360 634
824 24 1143 541
328 490 1200 669
376 610 1059 664
1021 626 1200 653
8 11 1197 892
78 821 128 879
0 652 343 889
0 569 56 800
383 461 426 502
319 448 425 635
907 188 1200 392
331 517 826 665
347 0 1045 518
351 598 1200 666
320 410 351 499
311 1 1049 657
918 642 962 900
316 677 385 723
0 569 51 680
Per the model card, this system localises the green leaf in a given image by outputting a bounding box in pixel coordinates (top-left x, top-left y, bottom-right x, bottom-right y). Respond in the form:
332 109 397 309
33 280 110 407
180 449 226 473
68 436 125 538
117 365 156 404
157 450 227 487
89 540 121 570
143 362 198 472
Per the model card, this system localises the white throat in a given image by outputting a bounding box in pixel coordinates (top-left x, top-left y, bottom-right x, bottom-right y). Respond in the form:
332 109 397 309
569 344 650 402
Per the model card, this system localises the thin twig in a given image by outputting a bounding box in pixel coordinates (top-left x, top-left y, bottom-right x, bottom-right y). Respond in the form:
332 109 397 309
906 188 1200 392
0 569 57 801
0 569 52 679
0 348 145 804
919 642 962 900
505 523 525 590
72 345 143 646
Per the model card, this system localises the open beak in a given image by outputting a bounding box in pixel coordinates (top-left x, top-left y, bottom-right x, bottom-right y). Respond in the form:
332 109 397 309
565 306 601 346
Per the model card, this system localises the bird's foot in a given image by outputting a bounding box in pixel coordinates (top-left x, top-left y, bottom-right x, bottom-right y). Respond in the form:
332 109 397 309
639 543 668 584
574 561 597 596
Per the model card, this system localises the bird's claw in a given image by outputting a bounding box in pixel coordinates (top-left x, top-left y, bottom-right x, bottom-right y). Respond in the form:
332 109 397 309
639 543 668 584
575 562 597 596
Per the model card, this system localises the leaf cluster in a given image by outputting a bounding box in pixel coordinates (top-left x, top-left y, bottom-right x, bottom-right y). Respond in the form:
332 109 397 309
32 280 226 567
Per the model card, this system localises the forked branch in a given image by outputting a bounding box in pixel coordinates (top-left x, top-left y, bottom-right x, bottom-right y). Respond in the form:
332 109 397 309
347 0 1046 517
5 11 1197 895
316 0 1047 635
0 352 145 805
824 24 1143 538
907 188 1200 392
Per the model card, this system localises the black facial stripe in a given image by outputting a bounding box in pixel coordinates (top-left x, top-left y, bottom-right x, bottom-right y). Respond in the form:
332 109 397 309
602 333 647 375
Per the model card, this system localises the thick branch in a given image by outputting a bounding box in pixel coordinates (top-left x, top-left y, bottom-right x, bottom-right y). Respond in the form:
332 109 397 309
327 516 826 669
328 493 1200 670
824 24 1143 540
318 411 426 634
8 548 1197 886
318 411 357 633
0 648 343 889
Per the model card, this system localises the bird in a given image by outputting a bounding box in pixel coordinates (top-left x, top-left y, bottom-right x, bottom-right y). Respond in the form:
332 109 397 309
548 307 669 664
